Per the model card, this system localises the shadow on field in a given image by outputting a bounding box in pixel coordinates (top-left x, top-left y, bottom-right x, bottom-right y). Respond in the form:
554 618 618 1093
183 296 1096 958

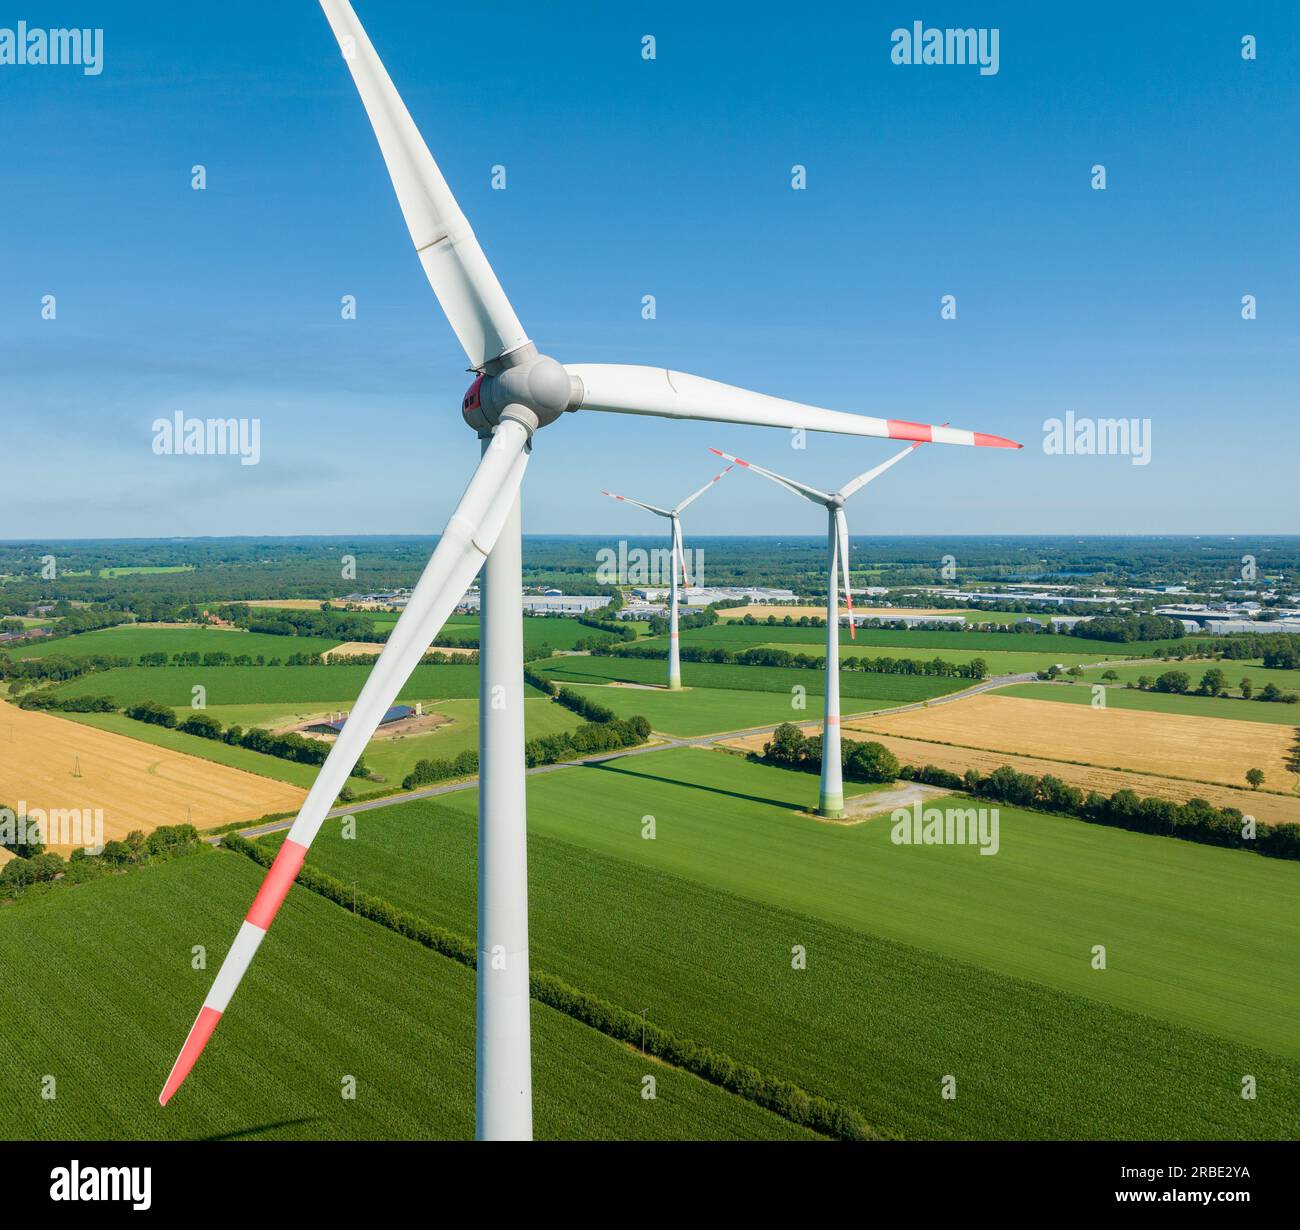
584 760 802 813
544 667 647 686
197 1116 320 1141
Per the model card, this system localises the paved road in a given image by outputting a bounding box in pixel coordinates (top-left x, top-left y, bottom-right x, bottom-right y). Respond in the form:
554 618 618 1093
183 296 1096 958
212 670 1040 844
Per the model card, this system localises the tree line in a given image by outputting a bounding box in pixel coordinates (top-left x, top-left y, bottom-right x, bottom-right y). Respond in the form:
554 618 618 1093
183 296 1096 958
598 641 989 679
1 822 201 899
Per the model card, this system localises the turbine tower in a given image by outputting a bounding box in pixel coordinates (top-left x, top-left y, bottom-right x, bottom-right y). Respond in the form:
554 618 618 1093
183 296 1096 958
711 443 925 818
601 464 733 690
158 0 1020 1140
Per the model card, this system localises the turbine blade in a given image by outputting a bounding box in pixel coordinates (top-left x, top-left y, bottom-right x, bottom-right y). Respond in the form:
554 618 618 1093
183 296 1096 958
567 365 1022 449
672 519 690 587
319 0 529 369
707 448 831 505
837 440 925 500
159 421 533 1107
600 490 673 518
835 507 855 641
672 464 734 514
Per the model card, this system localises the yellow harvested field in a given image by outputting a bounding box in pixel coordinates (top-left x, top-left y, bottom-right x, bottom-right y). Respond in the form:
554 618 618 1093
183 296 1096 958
132 621 246 631
321 642 475 660
841 693 1296 792
721 722 1300 828
717 605 959 621
321 641 383 659
0 700 306 853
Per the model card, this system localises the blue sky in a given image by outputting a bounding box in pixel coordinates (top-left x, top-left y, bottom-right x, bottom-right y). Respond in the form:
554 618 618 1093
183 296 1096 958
1 1 1296 539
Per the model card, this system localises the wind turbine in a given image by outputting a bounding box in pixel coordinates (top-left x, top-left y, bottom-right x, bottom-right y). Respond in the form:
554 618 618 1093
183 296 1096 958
601 463 733 690
158 0 1021 1140
710 442 926 819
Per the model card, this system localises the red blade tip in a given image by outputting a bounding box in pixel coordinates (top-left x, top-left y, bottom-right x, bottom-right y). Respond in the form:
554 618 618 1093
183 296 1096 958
159 1005 222 1107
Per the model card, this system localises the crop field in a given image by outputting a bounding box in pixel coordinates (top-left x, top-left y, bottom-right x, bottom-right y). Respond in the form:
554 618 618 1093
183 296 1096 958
435 614 614 651
98 565 196 578
54 711 322 789
739 724 1300 829
258 749 1300 1139
49 663 542 708
0 851 811 1141
847 693 1298 793
1078 659 1300 696
717 605 1099 627
546 682 886 736
537 654 968 703
351 698 585 791
0 624 342 662
245 599 344 610
58 698 587 799
675 622 1187 657
737 642 1106 675
0 699 306 847
998 681 1300 726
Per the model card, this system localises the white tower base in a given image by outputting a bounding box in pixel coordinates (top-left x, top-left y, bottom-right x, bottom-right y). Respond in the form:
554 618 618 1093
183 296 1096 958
475 437 533 1140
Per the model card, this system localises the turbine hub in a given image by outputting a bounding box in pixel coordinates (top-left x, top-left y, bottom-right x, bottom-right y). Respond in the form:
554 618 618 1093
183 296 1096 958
462 351 579 436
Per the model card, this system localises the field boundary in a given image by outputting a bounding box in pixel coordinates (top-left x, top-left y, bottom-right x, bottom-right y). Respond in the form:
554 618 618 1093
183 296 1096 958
221 833 887 1141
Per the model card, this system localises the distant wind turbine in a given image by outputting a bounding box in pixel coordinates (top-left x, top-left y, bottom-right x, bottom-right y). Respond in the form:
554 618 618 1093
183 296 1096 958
601 464 733 689
710 442 925 817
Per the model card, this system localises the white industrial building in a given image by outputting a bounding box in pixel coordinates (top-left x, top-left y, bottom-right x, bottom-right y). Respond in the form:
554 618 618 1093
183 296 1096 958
940 590 1129 609
860 614 967 629
456 592 610 615
630 586 797 606
618 602 669 620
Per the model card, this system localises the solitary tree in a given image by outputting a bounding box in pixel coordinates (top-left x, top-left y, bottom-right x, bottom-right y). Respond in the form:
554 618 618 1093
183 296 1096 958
1246 768 1265 790
1199 668 1227 697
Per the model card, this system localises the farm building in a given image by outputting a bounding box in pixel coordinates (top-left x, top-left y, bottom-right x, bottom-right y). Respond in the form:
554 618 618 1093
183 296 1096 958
306 704 419 735
0 628 51 643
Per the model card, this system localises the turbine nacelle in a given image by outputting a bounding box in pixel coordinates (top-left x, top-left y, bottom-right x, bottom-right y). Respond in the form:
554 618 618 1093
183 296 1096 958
462 351 578 435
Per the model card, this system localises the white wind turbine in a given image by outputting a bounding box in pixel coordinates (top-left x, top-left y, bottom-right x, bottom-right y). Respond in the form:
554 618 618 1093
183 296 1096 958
601 463 733 690
710 442 927 818
159 0 1020 1140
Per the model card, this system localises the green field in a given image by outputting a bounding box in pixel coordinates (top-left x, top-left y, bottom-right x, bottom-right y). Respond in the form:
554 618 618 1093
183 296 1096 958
679 622 1191 657
1078 659 1300 696
550 682 882 736
99 565 196 578
50 663 538 708
432 614 617 651
998 681 1300 725
736 641 1104 676
259 748 1300 1139
1 624 341 662
354 698 585 790
0 851 812 1140
538 654 967 703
